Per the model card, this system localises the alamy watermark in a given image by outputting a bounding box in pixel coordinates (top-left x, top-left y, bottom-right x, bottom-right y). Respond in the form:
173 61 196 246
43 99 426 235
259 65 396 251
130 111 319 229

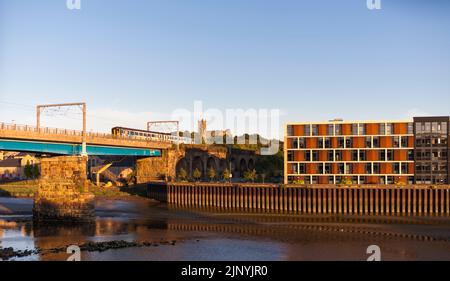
367 0 382 10
171 101 280 155
67 0 81 10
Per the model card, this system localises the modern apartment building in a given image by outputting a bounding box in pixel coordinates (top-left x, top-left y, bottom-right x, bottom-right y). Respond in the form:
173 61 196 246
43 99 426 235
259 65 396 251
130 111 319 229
284 117 449 185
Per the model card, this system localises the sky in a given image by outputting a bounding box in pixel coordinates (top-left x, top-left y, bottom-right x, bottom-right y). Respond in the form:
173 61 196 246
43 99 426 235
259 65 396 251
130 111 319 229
0 0 449 138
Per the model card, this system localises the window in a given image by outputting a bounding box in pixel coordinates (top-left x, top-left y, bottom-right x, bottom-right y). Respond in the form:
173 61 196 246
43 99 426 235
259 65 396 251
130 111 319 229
318 164 324 174
299 164 306 174
346 138 352 148
442 122 448 134
393 136 400 148
327 124 334 136
304 125 311 136
338 163 345 174
387 150 393 161
335 124 342 135
379 150 386 161
407 123 414 134
337 137 345 148
298 138 306 148
359 150 366 161
401 163 408 174
424 122 431 133
365 163 372 174
345 163 353 174
432 122 438 133
324 137 331 148
373 137 379 148
312 151 319 161
373 163 380 174
401 137 407 148
325 163 332 174
393 163 400 174
358 124 366 135
352 150 359 161
335 150 342 161
305 151 311 161
408 150 414 161
317 138 324 148
365 137 372 148
291 164 298 174
328 150 334 161
386 123 393 135
312 125 318 136
379 123 386 135
288 151 294 161
292 138 299 149
352 124 358 135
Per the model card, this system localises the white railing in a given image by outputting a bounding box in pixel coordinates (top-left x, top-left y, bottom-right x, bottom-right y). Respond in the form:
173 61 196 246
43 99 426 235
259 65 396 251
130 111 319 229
0 122 193 145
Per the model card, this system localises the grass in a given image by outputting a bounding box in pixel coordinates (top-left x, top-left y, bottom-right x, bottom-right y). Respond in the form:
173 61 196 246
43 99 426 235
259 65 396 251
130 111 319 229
0 180 38 198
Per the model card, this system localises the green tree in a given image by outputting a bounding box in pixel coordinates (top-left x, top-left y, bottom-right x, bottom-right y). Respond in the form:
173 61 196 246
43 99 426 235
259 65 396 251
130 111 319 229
178 168 188 181
31 164 39 179
24 163 33 179
192 168 202 181
222 168 231 182
244 169 257 183
207 167 216 182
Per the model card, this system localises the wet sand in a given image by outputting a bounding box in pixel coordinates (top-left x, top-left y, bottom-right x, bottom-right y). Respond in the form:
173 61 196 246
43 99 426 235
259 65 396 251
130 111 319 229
1 196 450 261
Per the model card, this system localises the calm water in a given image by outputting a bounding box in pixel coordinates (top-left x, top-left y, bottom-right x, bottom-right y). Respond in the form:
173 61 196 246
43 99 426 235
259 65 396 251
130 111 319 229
1 196 450 261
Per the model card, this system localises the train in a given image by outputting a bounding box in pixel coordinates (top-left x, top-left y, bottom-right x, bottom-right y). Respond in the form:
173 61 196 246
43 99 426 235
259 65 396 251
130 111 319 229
111 126 192 143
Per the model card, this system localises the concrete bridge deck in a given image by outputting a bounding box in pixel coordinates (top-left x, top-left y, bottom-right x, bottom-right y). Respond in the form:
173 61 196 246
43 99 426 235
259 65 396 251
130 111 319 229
0 122 173 156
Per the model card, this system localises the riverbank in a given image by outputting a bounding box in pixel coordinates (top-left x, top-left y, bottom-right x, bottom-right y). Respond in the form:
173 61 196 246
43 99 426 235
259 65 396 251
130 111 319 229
0 181 148 199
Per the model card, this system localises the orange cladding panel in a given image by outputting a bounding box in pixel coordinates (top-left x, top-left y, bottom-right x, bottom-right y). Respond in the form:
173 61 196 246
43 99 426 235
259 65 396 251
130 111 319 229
318 124 327 136
342 124 352 135
294 151 304 161
366 124 379 135
380 136 393 148
293 125 304 136
394 123 407 135
306 138 317 148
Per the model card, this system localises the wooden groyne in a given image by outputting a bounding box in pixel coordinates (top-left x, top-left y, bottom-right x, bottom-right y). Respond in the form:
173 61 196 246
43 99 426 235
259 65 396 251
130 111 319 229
148 183 450 216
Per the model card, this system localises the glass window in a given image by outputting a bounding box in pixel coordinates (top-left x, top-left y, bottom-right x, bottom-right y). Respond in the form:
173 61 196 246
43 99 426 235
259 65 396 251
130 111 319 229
359 150 366 161
327 124 334 136
373 163 380 174
365 163 372 174
352 124 358 135
338 163 345 174
432 122 438 133
373 136 379 148
393 136 400 148
346 138 352 148
328 150 334 161
292 138 299 149
335 124 342 135
311 125 318 136
379 150 386 161
424 122 431 133
324 137 331 148
352 150 358 161
304 125 311 136
401 163 408 174
288 151 294 161
379 123 385 135
401 137 407 148
386 123 393 135
335 150 342 161
298 138 306 148
299 164 306 174
317 138 324 148
337 137 345 148
407 123 414 134
312 151 319 161
442 122 448 134
325 163 332 174
345 163 352 174
305 151 311 161
365 137 372 148
393 163 400 174
387 150 393 161
408 150 414 161
358 124 366 135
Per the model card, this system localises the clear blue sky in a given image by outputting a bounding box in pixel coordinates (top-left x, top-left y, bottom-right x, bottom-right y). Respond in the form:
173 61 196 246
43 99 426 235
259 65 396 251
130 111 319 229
0 0 449 135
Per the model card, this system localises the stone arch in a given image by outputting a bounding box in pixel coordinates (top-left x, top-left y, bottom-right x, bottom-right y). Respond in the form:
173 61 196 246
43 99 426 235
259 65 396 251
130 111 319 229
206 157 217 171
191 156 204 179
239 158 247 177
175 158 189 179
248 158 255 170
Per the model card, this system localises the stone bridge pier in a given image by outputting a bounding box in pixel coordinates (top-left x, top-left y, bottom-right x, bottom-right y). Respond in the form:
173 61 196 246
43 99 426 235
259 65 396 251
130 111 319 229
33 156 95 222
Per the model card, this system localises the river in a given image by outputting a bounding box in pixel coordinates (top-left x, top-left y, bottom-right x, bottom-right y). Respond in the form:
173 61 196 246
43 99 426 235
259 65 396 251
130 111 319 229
1 196 450 261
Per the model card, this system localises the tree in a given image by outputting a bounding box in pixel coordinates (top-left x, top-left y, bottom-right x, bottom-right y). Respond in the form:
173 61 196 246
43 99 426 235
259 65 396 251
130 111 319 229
192 168 202 181
31 164 39 179
207 167 216 182
244 169 257 183
178 168 188 181
222 168 231 182
24 163 33 179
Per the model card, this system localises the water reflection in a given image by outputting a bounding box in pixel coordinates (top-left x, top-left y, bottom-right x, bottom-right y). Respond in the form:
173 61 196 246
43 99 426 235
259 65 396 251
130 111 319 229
1 197 450 261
